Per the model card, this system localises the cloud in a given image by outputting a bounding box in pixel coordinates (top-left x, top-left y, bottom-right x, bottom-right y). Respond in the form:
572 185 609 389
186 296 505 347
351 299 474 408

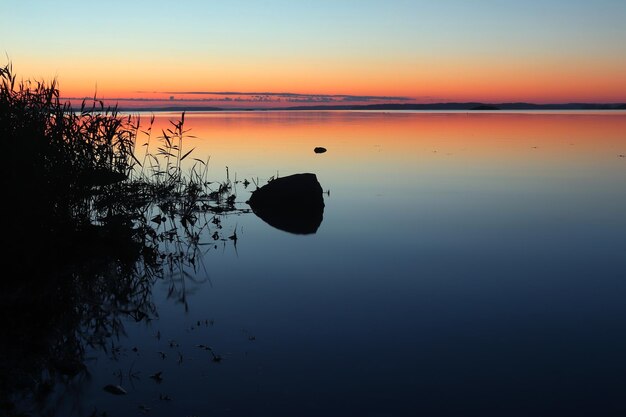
154 91 414 102
60 91 419 107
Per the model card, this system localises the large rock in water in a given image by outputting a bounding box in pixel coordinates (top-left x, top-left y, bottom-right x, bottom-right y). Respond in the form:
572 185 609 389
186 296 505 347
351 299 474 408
247 173 324 234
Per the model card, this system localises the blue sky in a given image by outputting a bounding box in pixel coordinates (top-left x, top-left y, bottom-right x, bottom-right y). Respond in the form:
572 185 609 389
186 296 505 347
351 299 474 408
1 0 625 102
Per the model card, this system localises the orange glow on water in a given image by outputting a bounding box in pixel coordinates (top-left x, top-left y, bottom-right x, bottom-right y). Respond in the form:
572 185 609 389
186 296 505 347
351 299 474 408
141 111 626 184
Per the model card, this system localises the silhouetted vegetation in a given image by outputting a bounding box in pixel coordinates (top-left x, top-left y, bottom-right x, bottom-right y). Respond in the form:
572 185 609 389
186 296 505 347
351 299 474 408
0 62 245 416
470 104 500 111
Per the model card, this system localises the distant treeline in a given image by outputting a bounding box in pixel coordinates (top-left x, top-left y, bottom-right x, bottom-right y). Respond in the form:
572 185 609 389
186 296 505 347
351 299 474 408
114 102 626 112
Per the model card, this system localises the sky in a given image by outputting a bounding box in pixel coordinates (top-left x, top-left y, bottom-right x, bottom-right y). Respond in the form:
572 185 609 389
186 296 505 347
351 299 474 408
1 0 626 107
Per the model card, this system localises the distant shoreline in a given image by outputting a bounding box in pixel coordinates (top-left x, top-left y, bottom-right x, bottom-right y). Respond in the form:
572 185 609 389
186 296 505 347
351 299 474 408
101 102 626 112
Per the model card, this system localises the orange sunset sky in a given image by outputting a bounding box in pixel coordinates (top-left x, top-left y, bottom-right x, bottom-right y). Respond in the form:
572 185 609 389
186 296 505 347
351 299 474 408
1 0 625 107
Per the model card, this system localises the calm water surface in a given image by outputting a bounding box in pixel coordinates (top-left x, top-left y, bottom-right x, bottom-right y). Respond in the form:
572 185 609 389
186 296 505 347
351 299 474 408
72 112 626 416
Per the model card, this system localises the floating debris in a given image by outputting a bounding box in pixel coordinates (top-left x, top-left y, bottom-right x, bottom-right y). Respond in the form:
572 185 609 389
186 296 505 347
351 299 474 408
103 384 127 395
149 372 163 383
195 344 223 362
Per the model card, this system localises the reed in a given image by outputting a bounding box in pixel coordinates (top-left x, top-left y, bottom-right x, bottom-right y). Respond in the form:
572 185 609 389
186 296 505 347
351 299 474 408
0 62 245 414
0 61 241 256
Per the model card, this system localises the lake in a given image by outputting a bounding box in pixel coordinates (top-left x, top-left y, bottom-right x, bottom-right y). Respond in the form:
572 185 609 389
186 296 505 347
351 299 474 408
27 111 626 416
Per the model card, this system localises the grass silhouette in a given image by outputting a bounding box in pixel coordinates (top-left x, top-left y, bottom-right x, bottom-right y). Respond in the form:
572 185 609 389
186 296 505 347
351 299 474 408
0 62 244 416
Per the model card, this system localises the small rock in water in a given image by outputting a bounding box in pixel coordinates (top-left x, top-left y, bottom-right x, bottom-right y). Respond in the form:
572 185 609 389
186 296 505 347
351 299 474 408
314 147 327 154
103 384 127 395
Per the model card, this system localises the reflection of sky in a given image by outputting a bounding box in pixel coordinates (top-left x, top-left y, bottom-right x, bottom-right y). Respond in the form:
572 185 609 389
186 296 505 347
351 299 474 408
84 111 626 416
145 111 626 180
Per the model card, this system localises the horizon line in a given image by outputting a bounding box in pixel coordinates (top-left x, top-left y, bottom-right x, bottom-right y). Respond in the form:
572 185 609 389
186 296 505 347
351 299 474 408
59 99 626 112
60 96 626 106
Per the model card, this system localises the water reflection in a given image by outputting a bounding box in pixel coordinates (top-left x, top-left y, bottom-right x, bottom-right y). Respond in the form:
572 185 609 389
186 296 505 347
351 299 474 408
1 221 154 416
4 111 626 416
0 175 243 416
